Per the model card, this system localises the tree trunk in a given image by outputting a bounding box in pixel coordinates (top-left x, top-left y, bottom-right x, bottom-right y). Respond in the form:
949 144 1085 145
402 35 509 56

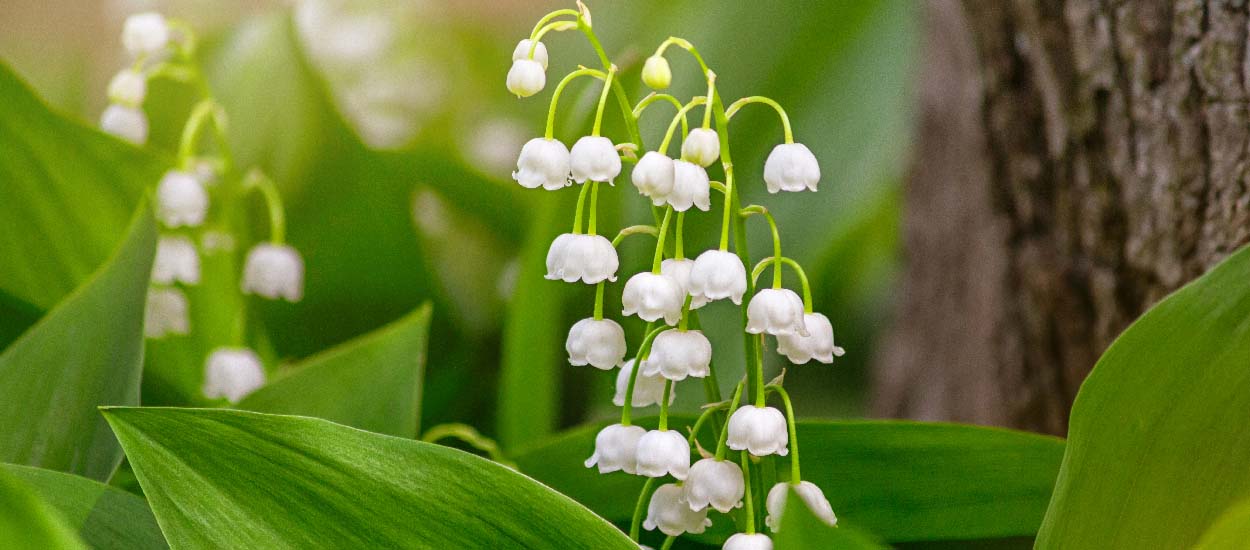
875 0 1250 435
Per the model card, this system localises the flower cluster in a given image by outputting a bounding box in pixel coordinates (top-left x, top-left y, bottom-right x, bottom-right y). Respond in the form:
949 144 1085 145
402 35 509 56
106 13 307 404
509 4 845 547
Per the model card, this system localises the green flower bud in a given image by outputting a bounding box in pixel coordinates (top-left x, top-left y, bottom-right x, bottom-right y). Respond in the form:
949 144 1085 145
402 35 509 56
642 55 672 90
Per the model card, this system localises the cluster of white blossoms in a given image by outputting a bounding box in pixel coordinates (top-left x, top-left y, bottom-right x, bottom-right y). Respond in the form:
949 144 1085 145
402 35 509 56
509 4 844 548
107 13 306 405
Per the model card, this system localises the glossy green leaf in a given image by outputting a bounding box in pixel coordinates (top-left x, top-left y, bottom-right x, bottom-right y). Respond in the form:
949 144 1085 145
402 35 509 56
0 203 156 481
237 302 432 438
515 419 1064 543
774 486 887 550
0 62 161 310
1193 499 1250 550
103 407 635 549
1036 245 1250 547
0 467 86 550
3 464 167 550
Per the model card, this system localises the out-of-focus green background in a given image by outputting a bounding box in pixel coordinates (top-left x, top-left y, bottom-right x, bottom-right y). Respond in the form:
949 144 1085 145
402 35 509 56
0 0 917 447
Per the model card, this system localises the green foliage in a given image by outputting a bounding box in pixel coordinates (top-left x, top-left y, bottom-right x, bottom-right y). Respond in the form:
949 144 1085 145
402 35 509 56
1036 245 1250 547
774 485 886 550
237 302 432 438
3 464 166 550
0 203 156 482
103 407 636 549
0 468 87 550
1193 499 1250 550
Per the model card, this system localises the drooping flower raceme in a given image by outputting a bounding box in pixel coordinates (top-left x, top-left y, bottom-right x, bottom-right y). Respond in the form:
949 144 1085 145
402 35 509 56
688 249 747 306
764 481 838 531
144 287 189 338
746 288 807 336
641 329 712 381
566 317 626 369
659 258 707 309
513 137 571 190
776 312 845 364
666 160 711 212
585 423 646 474
644 483 711 537
99 104 149 145
681 128 720 167
621 272 684 325
724 533 773 550
684 458 744 513
122 12 171 57
614 359 674 407
570 136 622 183
107 69 147 107
156 170 208 228
635 429 690 479
242 243 305 302
512 39 549 70
202 347 265 403
727 405 789 457
763 143 820 193
506 58 546 98
545 233 618 284
152 236 201 285
631 151 675 204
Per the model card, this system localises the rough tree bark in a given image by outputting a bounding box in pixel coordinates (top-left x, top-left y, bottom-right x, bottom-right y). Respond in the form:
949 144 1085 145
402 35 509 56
875 0 1250 435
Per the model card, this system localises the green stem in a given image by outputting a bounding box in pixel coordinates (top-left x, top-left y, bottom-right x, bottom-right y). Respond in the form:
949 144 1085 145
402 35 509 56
177 99 219 169
633 93 689 138
740 206 783 289
593 282 605 320
718 170 735 251
701 70 717 128
725 95 794 143
629 477 658 541
750 256 813 314
715 379 746 460
621 324 671 426
658 379 673 431
660 536 676 550
588 181 600 235
577 18 644 150
678 295 691 331
529 8 579 40
687 401 725 447
675 211 686 260
530 20 577 52
612 225 659 247
657 97 707 157
243 170 286 244
651 206 674 273
754 334 766 407
591 65 616 136
767 384 801 483
545 68 606 140
740 451 757 534
571 180 592 234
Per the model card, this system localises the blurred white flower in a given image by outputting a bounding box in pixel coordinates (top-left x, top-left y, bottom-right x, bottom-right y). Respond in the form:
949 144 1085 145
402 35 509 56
152 236 200 285
544 233 618 284
200 231 236 254
631 151 675 204
642 55 672 90
636 429 690 479
585 423 645 474
122 12 170 58
242 243 304 302
156 171 207 228
107 69 146 107
202 347 265 403
763 143 820 193
467 118 528 176
513 138 571 190
685 458 744 513
776 313 846 364
566 318 626 370
765 481 837 531
746 288 807 336
682 128 720 167
570 136 621 183
665 160 711 212
511 39 548 69
99 104 148 145
641 329 711 381
506 59 546 98
727 406 789 457
144 287 188 338
724 533 773 550
644 483 711 537
622 272 683 325
614 359 674 408
688 250 747 306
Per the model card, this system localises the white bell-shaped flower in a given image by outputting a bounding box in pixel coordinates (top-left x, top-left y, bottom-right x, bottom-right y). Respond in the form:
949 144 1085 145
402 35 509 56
613 359 674 407
511 39 549 69
156 171 207 228
99 104 148 145
727 405 789 457
584 423 645 474
107 69 146 107
642 55 672 90
644 483 711 537
122 12 171 57
684 458 744 513
151 236 200 285
776 313 846 364
665 160 711 212
144 287 189 338
682 128 720 167
763 143 820 193
641 329 711 381
242 243 304 302
765 481 837 531
688 250 747 305
570 136 622 183
545 233 618 284
566 318 626 370
513 137 571 190
724 533 774 550
660 258 707 309
636 429 690 479
621 272 683 325
746 288 808 336
202 347 265 403
506 59 546 98
631 151 675 204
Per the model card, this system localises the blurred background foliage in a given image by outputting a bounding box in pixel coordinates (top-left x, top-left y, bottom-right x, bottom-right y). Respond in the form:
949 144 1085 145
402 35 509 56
0 0 916 447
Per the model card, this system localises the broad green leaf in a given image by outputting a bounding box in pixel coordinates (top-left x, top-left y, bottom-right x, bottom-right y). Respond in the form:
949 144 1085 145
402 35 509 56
0 62 161 309
0 203 156 481
774 486 887 550
0 288 41 350
237 302 432 438
0 467 87 550
3 464 167 550
1036 245 1250 547
1193 499 1250 550
103 407 635 549
515 419 1064 543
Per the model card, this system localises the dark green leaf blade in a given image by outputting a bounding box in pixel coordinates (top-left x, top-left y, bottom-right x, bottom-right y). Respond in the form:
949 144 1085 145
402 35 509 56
3 464 167 550
237 303 432 438
774 486 887 550
0 203 156 481
1036 245 1250 547
1193 500 1250 550
515 419 1064 543
0 466 87 550
103 407 635 549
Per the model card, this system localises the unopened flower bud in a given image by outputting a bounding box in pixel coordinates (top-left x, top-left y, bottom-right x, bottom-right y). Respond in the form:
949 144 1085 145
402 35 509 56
727 405 789 457
642 55 672 90
763 143 820 193
746 288 807 336
203 347 265 403
156 171 207 228
570 136 621 183
152 236 200 285
585 423 645 474
765 481 837 531
512 39 549 70
566 318 626 369
122 12 171 58
644 483 711 536
682 128 720 167
107 69 147 107
506 59 546 97
99 104 148 145
513 137 571 190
